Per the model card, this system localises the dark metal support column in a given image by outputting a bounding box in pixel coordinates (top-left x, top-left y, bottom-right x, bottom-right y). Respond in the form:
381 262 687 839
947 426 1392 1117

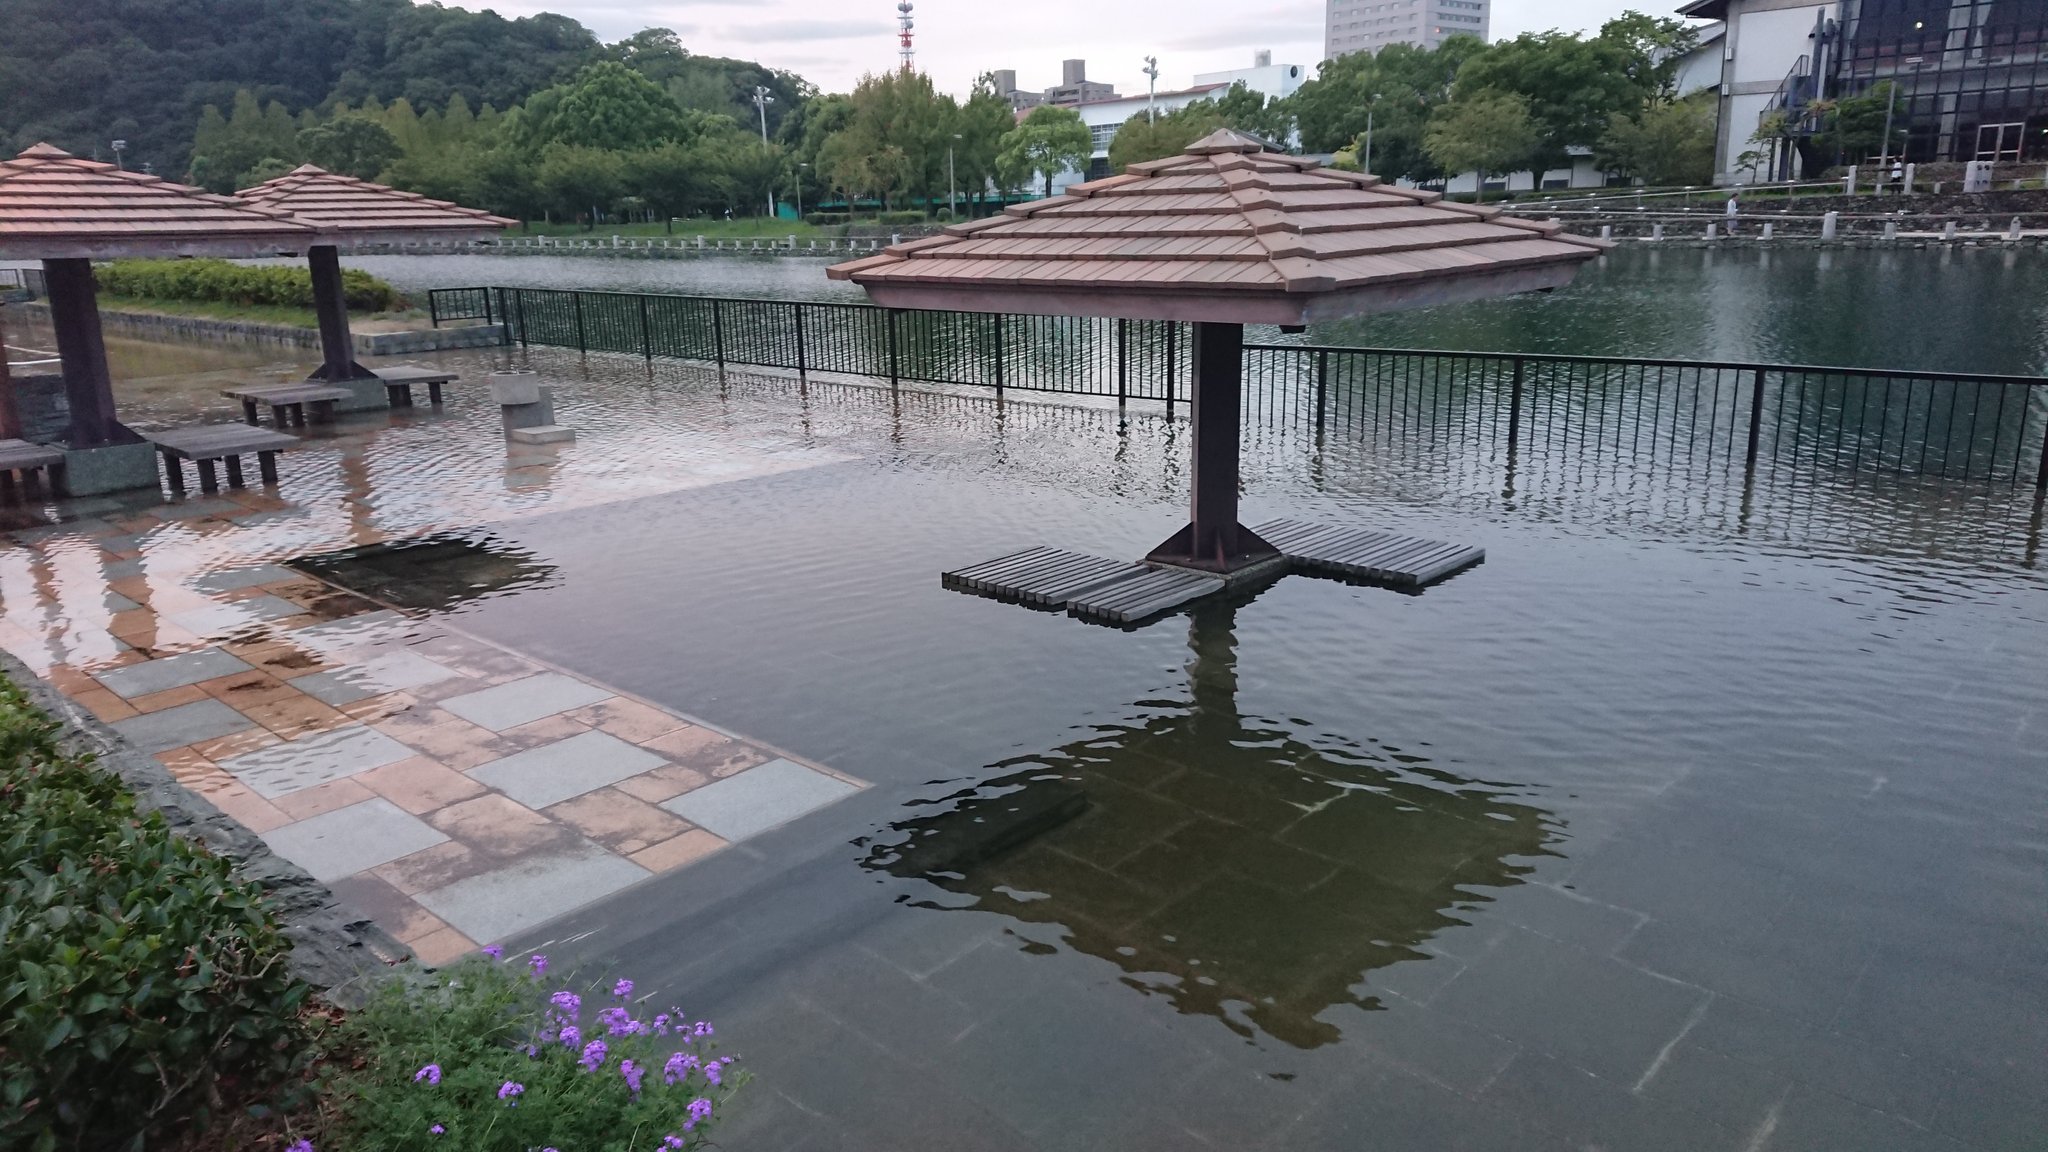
1147 322 1276 573
43 259 132 447
0 304 21 440
306 245 369 381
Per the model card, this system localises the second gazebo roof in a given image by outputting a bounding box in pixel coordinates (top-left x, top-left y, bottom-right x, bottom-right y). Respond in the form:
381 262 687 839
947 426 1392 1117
828 129 1606 325
0 143 315 260
237 166 515 247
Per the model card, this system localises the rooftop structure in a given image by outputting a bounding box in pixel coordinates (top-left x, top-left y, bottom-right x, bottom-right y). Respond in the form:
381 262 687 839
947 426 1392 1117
0 142 312 261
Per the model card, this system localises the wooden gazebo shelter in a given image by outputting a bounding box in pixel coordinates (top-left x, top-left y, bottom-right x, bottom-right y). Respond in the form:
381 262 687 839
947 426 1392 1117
830 129 1605 585
238 166 513 384
0 143 315 490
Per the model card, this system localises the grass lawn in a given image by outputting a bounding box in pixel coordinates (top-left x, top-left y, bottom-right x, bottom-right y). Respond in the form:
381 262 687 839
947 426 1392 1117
510 218 838 240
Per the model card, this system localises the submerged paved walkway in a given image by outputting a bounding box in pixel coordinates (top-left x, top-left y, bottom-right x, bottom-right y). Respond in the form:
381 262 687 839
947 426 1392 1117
0 356 864 963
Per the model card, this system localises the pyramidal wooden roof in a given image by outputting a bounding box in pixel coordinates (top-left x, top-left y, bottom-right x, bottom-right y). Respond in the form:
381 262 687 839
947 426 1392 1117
829 129 1607 325
238 166 514 245
0 142 316 260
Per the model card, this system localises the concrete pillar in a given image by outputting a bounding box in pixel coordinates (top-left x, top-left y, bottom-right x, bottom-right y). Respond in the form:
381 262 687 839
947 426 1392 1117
1600 224 1613 241
2009 217 2023 240
1883 221 1897 240
1821 212 1839 240
1845 166 1858 196
1651 223 1664 241
1761 222 1774 240
306 245 365 382
1945 220 1958 240
696 235 705 249
1903 163 1916 193
1706 223 1719 240
788 234 797 250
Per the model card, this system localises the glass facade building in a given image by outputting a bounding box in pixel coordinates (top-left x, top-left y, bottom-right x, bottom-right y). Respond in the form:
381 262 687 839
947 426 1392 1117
1834 0 2048 161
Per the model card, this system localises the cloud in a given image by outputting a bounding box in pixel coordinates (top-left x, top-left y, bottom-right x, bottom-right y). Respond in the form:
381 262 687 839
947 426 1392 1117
719 19 897 43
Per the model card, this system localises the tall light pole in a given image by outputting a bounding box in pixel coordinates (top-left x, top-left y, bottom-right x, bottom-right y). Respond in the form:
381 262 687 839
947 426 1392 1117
1363 93 1382 175
1877 80 1899 186
753 86 777 218
948 133 961 218
797 162 809 219
109 139 127 171
1143 56 1160 123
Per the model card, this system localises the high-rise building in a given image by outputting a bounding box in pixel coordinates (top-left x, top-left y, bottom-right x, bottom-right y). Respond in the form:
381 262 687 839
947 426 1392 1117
1324 0 1490 60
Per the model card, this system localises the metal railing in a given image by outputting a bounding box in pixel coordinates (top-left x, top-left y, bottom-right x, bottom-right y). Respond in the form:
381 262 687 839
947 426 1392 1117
429 286 2048 489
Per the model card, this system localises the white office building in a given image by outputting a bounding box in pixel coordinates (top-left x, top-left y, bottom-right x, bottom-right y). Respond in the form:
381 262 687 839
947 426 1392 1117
1325 0 1490 60
1034 52 1308 191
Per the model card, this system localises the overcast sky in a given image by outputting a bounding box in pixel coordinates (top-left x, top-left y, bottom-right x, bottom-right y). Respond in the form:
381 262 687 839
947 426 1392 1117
468 0 1663 98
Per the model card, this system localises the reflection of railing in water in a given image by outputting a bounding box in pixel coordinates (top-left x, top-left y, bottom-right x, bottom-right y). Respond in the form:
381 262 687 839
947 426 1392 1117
430 286 2048 491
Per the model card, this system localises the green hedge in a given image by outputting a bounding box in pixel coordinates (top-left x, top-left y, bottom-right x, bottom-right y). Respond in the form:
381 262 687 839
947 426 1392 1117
0 678 312 1151
875 210 928 225
95 258 401 312
802 212 850 227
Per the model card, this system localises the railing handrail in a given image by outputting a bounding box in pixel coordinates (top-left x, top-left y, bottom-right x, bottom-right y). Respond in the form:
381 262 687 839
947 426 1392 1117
433 287 2048 389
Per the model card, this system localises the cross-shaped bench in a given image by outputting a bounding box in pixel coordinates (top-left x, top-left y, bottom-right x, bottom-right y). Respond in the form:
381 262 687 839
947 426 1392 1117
0 438 64 502
147 425 301 495
222 384 352 429
372 365 459 408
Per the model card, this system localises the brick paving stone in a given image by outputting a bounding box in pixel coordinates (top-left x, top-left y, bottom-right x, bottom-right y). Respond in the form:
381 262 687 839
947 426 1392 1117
629 828 728 872
661 758 861 842
440 673 615 732
565 697 691 743
426 794 576 857
129 683 212 713
355 756 487 814
545 788 693 855
612 763 714 804
220 723 417 798
273 776 378 821
73 686 138 722
374 840 492 896
94 647 252 699
112 697 255 753
326 872 451 942
407 925 479 967
293 649 462 707
640 725 771 777
468 730 666 808
261 798 449 882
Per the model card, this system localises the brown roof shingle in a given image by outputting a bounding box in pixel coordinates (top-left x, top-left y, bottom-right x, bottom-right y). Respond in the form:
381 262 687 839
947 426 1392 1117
0 143 315 259
829 128 1606 325
237 166 514 244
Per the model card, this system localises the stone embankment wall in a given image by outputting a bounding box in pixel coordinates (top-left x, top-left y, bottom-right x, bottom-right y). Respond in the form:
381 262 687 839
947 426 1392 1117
1512 188 2048 243
9 301 506 354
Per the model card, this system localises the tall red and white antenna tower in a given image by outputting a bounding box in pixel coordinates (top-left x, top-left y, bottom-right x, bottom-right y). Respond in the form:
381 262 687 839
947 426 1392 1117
897 2 915 71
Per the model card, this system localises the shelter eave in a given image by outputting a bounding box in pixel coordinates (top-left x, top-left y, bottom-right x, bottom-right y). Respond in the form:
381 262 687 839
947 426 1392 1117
0 235 315 261
858 260 1585 326
316 226 507 249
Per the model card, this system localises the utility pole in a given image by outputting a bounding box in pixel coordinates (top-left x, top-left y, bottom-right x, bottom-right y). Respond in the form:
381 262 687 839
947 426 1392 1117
1143 57 1160 123
1363 94 1381 175
753 86 776 218
948 133 961 218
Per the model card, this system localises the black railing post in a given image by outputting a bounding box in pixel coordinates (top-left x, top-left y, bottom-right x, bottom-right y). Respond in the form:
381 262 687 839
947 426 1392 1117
1746 366 1767 472
1166 323 1178 416
514 289 528 348
1117 318 1128 407
429 291 442 328
482 289 493 329
711 299 726 371
573 291 587 352
2036 415 2048 490
794 303 807 380
1315 349 1329 435
639 295 652 361
887 308 901 388
994 315 1005 396
1505 355 1526 455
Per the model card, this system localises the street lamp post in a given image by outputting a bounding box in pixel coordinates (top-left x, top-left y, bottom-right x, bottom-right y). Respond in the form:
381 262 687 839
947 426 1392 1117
753 86 776 218
1363 93 1382 176
1143 57 1160 123
797 162 809 219
948 133 961 218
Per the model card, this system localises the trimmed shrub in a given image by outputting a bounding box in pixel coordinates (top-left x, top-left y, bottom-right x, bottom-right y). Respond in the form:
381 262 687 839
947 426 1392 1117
802 212 850 227
323 953 743 1151
875 210 927 225
0 677 312 1151
95 258 402 312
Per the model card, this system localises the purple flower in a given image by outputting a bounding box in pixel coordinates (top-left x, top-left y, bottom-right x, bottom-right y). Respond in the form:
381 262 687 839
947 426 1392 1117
481 945 503 960
579 1038 608 1071
286 1141 314 1152
684 1097 714 1130
663 1137 686 1152
559 1024 582 1048
522 1044 539 1058
413 1063 441 1085
693 1021 714 1037
429 1124 445 1135
529 954 548 978
621 1057 645 1095
705 1060 722 1087
498 1081 523 1105
550 990 582 1017
664 1051 699 1085
612 978 634 999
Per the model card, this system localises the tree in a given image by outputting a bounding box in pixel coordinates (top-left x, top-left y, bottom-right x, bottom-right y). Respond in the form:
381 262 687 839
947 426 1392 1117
297 116 400 180
998 105 1091 199
1453 32 1649 174
1108 108 1224 169
519 62 686 152
1597 11 1701 101
1813 81 1906 166
954 74 1015 214
1425 91 1540 190
1284 38 1485 182
1597 92 1716 186
534 143 626 225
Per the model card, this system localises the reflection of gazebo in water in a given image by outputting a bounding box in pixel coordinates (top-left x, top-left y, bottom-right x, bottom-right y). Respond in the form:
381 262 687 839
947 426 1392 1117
237 166 513 390
0 143 316 492
831 130 1605 623
867 597 1556 1049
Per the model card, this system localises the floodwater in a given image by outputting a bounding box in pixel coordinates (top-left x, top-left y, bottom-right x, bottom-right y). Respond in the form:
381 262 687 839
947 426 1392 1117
338 244 2048 374
283 341 2045 1151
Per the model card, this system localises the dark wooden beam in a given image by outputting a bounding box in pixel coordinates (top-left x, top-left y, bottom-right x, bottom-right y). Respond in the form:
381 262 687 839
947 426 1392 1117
306 245 371 382
1147 321 1278 573
43 258 131 448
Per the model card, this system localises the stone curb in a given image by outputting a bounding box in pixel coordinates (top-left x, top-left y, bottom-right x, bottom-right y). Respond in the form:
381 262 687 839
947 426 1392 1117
0 648 408 1008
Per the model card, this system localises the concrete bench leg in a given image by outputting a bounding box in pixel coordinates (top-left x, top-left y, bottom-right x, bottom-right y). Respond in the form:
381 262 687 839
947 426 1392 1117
428 380 445 405
387 383 413 408
258 451 279 486
197 459 219 494
310 400 336 424
162 452 186 495
241 399 261 425
20 469 40 500
225 456 246 488
0 471 17 504
269 405 289 429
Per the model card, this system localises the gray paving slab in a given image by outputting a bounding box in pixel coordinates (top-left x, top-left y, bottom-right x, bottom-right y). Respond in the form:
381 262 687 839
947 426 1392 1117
260 798 449 882
466 729 665 808
95 647 252 699
439 672 614 732
164 595 305 638
220 723 418 798
293 649 462 707
290 610 412 656
101 591 141 614
109 697 256 753
661 758 860 842
414 841 648 942
192 563 298 592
